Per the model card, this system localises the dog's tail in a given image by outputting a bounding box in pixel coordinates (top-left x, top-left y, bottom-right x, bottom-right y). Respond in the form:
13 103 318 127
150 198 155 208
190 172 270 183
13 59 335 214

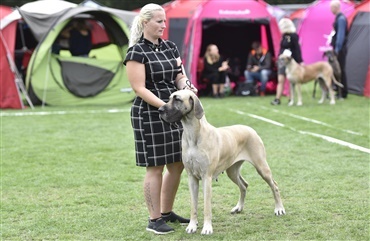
312 80 318 99
332 74 344 88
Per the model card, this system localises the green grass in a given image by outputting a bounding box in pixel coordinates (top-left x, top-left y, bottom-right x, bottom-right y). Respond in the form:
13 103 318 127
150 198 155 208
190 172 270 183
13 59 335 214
1 88 369 240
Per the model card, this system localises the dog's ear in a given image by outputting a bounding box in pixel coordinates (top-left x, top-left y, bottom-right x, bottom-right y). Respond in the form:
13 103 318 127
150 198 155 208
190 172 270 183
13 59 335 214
323 51 327 59
190 95 204 119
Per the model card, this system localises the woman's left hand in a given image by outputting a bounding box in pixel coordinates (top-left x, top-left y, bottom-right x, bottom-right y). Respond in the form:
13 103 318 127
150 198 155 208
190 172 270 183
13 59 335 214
183 84 198 94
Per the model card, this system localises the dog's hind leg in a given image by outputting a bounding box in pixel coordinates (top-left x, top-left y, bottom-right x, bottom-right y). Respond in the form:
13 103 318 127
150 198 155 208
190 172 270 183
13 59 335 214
296 83 303 106
328 80 336 105
288 82 295 106
312 80 318 98
252 156 286 216
226 161 248 214
317 77 327 104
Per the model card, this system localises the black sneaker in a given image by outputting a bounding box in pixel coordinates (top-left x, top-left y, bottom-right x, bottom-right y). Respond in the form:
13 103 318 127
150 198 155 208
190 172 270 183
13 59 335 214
162 211 190 225
146 218 174 235
271 98 281 105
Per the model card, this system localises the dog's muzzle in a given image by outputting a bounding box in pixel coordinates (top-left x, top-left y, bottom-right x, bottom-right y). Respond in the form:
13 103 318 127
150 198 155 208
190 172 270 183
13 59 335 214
158 105 183 123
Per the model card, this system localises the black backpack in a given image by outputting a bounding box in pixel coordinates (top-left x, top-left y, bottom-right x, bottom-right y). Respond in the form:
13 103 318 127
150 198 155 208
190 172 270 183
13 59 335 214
235 83 257 96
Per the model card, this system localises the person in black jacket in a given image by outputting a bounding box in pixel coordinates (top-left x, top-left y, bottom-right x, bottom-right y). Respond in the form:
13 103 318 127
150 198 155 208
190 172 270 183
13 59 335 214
271 18 303 105
330 0 348 98
244 41 272 96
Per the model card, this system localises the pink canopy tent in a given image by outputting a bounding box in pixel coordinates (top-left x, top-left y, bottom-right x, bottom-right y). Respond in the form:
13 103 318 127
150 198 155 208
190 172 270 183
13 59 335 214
182 0 281 90
297 0 354 64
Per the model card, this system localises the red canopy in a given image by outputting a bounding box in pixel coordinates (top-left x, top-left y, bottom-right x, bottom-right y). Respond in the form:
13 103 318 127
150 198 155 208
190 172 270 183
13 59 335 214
0 5 23 109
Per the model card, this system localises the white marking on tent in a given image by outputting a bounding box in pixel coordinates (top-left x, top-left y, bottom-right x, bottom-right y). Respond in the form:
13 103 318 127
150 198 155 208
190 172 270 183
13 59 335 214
233 110 370 154
0 109 130 117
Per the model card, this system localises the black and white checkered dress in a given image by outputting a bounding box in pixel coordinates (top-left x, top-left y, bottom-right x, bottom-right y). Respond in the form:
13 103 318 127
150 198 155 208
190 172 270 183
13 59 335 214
123 38 183 167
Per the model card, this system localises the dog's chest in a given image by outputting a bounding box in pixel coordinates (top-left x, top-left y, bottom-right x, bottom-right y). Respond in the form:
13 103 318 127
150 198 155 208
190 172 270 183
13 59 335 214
287 71 299 83
183 157 207 180
183 150 208 180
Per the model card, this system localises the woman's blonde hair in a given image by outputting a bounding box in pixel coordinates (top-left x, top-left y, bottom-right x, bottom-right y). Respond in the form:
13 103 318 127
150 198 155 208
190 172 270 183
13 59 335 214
278 18 296 34
205 44 220 64
330 0 341 9
129 3 164 47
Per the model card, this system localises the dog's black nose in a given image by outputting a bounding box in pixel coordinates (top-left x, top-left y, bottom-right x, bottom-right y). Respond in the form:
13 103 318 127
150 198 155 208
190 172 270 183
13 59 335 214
158 106 164 114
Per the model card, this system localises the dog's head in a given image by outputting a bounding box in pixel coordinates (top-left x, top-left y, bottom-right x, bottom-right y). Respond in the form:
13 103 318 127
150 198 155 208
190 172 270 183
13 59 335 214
278 53 292 67
159 89 204 123
323 50 337 63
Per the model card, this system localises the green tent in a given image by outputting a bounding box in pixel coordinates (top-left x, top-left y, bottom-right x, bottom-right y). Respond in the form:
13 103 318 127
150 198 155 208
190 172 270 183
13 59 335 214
24 3 136 106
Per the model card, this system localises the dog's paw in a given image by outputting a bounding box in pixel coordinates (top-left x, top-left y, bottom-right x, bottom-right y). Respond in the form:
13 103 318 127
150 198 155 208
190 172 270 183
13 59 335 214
201 223 213 235
185 221 198 234
274 207 286 216
230 205 243 214
297 101 302 106
330 100 336 105
288 101 294 106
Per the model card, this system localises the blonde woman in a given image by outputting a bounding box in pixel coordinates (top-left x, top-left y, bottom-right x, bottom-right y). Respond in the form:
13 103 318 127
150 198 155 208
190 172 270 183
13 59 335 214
202 44 229 98
123 3 196 234
271 18 303 105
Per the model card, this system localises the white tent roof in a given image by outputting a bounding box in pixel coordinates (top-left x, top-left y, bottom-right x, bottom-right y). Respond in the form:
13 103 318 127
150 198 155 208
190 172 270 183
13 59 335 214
1 0 77 30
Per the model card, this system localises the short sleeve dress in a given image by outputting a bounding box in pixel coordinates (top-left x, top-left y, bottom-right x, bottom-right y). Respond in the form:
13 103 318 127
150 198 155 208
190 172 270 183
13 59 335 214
123 38 183 167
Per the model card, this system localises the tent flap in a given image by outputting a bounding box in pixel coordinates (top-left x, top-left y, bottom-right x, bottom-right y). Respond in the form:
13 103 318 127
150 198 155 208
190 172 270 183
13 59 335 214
59 60 115 97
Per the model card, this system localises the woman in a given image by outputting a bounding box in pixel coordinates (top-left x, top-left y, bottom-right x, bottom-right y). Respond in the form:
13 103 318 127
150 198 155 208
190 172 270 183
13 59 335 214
202 44 229 98
271 18 303 105
123 3 197 235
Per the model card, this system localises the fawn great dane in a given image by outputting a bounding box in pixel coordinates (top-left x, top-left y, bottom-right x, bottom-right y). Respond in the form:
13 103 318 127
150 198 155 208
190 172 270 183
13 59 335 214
159 90 285 235
279 53 343 106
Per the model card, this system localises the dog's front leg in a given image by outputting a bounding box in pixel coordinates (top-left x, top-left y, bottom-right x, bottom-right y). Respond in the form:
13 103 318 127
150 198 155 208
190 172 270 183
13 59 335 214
201 175 213 235
186 174 199 234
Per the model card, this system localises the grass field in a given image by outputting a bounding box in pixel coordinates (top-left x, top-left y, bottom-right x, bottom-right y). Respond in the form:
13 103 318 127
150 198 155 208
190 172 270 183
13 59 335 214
2 87 369 240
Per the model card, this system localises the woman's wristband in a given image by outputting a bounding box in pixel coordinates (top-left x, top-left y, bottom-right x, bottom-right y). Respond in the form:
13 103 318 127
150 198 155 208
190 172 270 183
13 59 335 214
177 77 189 89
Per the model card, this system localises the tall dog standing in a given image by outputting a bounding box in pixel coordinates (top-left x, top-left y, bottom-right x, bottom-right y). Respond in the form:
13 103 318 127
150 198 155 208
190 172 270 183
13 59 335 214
279 53 343 106
159 90 286 235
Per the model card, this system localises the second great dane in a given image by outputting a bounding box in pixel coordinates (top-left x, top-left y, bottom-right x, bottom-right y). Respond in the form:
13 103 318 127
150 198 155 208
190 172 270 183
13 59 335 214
158 90 286 235
279 53 343 106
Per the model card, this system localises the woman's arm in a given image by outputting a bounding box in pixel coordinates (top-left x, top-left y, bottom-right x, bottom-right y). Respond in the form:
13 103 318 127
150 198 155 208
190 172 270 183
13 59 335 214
126 61 166 108
292 34 303 63
174 57 198 93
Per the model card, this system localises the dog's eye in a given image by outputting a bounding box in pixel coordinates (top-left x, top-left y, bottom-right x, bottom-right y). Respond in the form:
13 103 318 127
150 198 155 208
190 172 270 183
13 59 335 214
174 95 182 102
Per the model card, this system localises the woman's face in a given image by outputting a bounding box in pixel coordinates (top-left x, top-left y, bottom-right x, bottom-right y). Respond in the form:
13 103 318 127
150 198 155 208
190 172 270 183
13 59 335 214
208 45 219 55
144 10 166 40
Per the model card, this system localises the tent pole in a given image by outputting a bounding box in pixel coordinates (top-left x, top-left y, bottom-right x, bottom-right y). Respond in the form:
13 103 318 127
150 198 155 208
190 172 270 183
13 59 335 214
0 31 34 109
41 48 52 108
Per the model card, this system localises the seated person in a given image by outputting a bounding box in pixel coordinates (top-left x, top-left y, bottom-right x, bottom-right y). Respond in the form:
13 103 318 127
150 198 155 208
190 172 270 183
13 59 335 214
244 41 272 96
60 19 92 57
202 44 229 98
